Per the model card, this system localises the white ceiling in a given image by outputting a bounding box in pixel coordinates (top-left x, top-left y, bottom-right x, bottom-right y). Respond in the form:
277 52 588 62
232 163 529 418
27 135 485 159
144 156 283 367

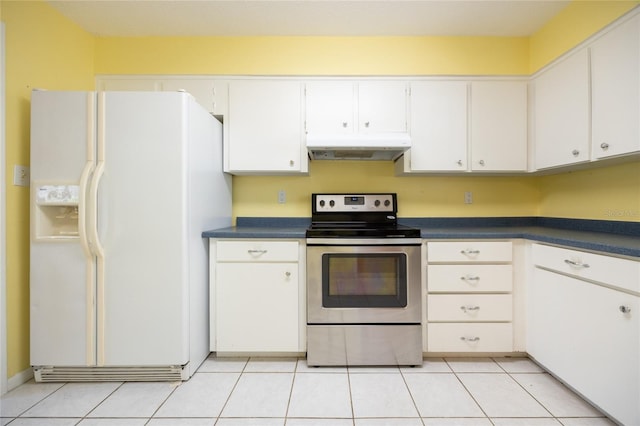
46 0 571 37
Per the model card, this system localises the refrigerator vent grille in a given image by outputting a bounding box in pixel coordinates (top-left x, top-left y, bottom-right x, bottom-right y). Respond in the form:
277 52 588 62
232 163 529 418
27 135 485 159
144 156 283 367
33 366 185 382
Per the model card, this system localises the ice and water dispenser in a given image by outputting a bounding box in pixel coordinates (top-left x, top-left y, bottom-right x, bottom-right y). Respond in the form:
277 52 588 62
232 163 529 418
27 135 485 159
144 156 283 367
33 184 80 239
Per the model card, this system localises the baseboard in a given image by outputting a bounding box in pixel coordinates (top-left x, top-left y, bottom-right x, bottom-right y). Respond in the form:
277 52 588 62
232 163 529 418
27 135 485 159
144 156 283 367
8 367 33 391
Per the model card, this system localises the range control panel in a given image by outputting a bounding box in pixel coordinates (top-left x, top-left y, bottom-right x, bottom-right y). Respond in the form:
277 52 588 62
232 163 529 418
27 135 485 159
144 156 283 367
312 193 397 213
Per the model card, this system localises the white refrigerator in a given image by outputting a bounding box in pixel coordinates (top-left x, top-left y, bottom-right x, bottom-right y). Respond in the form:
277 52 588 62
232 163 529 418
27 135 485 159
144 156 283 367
30 90 231 381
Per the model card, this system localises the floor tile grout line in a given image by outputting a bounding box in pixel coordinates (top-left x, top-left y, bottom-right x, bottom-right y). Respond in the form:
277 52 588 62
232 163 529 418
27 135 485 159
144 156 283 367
398 366 427 426
212 357 250 425
446 357 496 424
345 364 356 426
11 381 65 419
82 381 125 421
144 380 183 426
504 369 557 420
282 362 298 425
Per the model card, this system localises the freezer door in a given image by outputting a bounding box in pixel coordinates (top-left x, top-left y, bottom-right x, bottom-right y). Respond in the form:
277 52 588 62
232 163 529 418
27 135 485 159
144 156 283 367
30 90 97 366
96 92 190 366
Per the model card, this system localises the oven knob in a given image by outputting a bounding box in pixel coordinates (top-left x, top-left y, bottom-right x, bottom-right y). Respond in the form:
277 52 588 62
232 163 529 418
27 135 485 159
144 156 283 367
384 199 391 207
374 200 380 207
329 200 335 207
319 200 325 207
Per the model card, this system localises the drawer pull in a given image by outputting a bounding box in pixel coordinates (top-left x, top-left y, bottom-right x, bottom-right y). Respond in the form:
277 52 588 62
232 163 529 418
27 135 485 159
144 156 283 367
461 249 480 255
460 336 480 342
248 249 268 255
285 271 291 278
564 259 590 269
460 275 480 282
619 305 632 314
460 305 480 313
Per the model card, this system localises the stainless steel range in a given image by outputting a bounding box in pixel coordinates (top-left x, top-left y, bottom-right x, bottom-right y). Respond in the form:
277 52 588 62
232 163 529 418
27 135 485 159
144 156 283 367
306 193 423 367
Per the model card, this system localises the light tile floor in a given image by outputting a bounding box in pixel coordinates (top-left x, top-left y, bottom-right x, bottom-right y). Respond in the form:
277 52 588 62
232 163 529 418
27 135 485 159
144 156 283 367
0 356 617 426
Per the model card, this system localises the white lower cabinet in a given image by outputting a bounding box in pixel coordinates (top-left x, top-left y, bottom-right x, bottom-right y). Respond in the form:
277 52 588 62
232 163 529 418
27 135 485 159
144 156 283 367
211 240 304 353
529 243 640 425
426 241 514 353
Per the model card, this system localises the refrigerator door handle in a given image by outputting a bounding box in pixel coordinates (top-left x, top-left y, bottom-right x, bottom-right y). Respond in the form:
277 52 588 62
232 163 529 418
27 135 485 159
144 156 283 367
78 162 94 257
88 162 105 259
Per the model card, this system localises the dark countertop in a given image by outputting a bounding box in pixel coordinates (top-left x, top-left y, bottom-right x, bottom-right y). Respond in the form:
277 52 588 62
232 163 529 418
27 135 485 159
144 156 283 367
203 217 640 258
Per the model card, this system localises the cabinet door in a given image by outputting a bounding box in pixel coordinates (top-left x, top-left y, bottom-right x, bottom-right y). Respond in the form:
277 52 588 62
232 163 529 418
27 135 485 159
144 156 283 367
305 81 354 134
408 81 468 171
528 268 639 425
358 81 408 133
591 15 640 159
227 80 306 173
470 81 527 171
161 79 228 116
533 49 590 170
216 262 299 352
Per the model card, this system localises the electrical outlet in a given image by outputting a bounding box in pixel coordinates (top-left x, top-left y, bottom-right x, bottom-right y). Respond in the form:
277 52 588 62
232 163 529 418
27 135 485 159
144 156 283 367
278 190 286 204
464 191 473 204
13 165 30 187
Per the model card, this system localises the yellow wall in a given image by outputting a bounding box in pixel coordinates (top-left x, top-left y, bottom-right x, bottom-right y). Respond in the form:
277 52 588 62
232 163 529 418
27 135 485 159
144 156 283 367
233 162 540 219
530 0 639 72
2 0 94 377
95 36 529 76
538 162 640 220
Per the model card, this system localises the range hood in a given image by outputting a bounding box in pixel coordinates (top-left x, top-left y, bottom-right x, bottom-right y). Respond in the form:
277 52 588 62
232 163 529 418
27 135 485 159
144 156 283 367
306 133 411 161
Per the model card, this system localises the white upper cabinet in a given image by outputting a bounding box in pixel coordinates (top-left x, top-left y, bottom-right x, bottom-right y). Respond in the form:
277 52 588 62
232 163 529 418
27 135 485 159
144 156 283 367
402 81 468 172
305 81 355 134
357 81 408 133
533 49 590 170
470 81 528 171
160 79 228 116
226 80 307 174
591 14 640 160
305 80 408 135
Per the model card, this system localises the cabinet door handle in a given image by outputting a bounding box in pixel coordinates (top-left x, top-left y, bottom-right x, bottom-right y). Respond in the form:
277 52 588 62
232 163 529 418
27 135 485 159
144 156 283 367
461 249 480 255
619 305 632 314
289 160 295 167
564 259 590 269
248 249 268 255
572 149 580 157
460 305 480 313
364 121 370 128
342 122 348 128
457 160 463 166
460 275 480 282
460 336 480 342
478 160 485 166
285 271 291 278
600 142 609 150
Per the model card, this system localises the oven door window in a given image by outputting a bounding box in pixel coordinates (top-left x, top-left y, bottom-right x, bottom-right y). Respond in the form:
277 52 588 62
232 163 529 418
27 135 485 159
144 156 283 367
322 253 407 308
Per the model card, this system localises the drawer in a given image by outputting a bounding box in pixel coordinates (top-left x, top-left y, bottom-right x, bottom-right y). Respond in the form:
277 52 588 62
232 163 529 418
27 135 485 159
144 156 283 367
428 294 512 322
216 240 299 262
532 243 640 294
428 265 512 292
427 323 513 352
427 241 512 263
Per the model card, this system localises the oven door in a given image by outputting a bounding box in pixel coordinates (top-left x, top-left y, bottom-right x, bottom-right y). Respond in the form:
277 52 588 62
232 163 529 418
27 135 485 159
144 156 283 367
307 239 422 324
